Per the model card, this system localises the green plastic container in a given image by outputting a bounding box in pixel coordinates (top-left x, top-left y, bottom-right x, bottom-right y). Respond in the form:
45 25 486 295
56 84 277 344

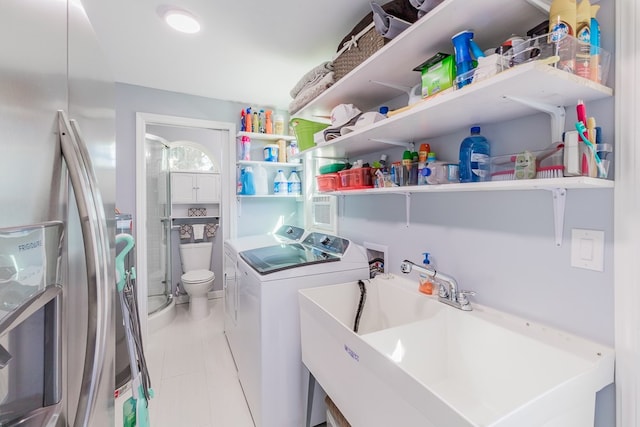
319 163 347 174
290 118 330 151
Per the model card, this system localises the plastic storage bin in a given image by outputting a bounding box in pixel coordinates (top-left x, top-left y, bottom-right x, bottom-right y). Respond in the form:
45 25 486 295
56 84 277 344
338 167 373 190
290 118 330 151
316 173 341 192
489 143 565 181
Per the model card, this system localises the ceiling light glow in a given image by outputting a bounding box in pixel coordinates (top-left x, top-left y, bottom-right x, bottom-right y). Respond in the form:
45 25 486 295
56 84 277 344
164 9 200 34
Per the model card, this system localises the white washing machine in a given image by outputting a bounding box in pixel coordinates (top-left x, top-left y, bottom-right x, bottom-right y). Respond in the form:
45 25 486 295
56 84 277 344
234 232 369 427
223 225 307 354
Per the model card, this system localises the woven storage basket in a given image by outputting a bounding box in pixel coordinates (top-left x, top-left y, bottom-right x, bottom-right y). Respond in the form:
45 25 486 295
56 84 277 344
334 23 389 81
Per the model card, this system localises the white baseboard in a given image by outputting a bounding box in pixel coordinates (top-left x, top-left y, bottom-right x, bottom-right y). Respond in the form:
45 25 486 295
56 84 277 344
175 289 223 305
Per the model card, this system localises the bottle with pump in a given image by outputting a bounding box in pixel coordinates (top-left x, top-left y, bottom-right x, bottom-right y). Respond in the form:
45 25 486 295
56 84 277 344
418 253 436 295
459 126 490 183
287 170 301 195
273 169 289 194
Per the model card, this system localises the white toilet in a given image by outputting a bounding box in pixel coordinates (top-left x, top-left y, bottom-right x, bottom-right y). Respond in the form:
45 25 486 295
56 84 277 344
179 242 215 320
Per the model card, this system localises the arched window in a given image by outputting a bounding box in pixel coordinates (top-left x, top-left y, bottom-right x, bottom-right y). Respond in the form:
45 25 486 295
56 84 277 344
168 141 219 173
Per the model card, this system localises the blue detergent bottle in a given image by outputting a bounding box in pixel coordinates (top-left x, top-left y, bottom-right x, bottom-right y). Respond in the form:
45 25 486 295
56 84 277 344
459 126 490 183
242 166 256 195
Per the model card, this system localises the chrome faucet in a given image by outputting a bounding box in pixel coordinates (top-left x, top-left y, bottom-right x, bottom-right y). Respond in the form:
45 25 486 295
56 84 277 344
400 259 475 311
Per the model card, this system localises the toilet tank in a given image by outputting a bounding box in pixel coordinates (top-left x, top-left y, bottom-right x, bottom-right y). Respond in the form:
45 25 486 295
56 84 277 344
179 242 213 272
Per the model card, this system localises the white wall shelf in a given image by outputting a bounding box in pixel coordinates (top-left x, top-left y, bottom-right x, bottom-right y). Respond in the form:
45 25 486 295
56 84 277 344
330 176 612 246
327 176 612 196
299 63 613 160
293 0 549 117
237 131 296 141
237 160 302 169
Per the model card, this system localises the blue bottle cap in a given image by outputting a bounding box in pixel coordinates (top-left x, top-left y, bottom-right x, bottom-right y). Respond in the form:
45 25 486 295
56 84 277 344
422 252 431 265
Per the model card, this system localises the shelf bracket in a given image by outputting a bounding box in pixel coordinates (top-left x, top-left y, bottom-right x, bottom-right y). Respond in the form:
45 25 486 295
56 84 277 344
545 187 566 247
504 96 566 143
369 80 413 94
369 138 413 148
405 192 411 227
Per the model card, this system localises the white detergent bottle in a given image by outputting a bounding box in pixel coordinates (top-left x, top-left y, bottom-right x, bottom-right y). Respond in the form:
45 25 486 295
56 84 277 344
254 164 268 195
273 169 289 194
287 170 301 195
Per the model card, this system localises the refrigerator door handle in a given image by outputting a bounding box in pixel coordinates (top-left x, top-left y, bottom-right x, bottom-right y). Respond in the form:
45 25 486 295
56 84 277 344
57 111 112 427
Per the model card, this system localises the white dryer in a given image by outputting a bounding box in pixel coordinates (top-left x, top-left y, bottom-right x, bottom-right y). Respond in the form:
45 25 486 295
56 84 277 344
223 225 307 352
233 232 369 427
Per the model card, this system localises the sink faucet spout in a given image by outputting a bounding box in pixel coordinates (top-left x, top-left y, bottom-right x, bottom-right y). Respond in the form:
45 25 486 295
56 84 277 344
400 259 473 311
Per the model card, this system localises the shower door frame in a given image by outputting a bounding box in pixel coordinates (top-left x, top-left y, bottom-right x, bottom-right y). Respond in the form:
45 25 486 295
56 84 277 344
135 113 236 341
144 133 173 315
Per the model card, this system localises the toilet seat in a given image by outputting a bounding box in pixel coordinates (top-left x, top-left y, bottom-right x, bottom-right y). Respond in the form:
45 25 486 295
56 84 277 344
182 269 215 284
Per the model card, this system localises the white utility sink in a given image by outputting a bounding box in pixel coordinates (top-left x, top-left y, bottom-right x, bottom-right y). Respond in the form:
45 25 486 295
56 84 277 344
298 275 614 427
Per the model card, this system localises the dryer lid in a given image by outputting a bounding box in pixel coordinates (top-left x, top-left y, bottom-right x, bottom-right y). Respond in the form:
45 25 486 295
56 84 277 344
182 269 215 283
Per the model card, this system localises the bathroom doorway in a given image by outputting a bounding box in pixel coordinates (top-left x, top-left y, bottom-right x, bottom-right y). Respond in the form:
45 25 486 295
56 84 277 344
135 113 236 338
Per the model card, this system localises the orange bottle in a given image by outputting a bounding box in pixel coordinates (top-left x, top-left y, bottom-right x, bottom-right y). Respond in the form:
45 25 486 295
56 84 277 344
418 253 436 295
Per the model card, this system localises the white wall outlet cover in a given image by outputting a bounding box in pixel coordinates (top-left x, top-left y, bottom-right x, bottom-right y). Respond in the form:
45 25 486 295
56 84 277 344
570 229 605 272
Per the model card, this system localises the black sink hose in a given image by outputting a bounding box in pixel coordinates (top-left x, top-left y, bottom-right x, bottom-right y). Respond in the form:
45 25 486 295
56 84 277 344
353 280 367 333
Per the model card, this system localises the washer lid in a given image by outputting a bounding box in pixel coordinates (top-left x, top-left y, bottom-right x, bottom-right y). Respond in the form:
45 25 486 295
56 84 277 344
182 269 214 283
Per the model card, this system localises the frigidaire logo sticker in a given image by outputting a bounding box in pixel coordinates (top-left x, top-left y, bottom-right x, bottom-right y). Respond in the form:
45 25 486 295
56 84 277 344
18 239 42 251
344 344 359 362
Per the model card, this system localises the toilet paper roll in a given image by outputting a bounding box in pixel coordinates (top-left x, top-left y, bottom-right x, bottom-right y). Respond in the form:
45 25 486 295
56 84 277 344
192 224 205 240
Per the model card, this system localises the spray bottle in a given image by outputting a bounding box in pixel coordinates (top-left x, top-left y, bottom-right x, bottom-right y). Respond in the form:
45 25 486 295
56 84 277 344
245 108 252 134
548 0 577 73
451 30 485 88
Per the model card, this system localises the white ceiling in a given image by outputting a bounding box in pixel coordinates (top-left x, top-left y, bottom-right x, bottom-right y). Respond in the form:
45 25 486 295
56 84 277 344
81 0 378 110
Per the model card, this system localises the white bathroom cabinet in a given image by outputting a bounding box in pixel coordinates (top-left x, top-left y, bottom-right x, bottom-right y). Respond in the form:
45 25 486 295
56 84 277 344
171 171 221 204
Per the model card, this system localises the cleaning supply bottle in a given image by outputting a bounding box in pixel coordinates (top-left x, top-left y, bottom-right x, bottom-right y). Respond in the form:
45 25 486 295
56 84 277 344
459 126 490 183
245 107 252 134
273 169 289 194
239 135 251 161
274 114 285 135
265 110 273 134
575 0 593 79
287 170 301 195
242 167 256 195
418 253 436 295
548 0 576 72
589 5 601 83
254 164 268 195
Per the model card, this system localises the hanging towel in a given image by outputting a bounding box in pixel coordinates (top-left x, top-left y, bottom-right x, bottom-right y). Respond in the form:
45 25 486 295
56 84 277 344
205 223 219 238
192 224 205 240
179 224 192 240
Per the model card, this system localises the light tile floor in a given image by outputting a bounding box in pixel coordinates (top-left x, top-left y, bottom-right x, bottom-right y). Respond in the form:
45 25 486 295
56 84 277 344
116 299 255 427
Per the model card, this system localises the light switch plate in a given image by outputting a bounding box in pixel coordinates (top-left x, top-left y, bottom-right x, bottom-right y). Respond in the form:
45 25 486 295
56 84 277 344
571 229 605 271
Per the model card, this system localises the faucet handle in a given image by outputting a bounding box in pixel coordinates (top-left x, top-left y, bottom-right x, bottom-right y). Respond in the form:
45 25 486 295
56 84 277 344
457 290 476 307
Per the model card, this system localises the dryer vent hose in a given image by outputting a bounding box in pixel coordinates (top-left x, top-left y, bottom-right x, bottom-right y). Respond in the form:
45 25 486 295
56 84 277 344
353 280 367 333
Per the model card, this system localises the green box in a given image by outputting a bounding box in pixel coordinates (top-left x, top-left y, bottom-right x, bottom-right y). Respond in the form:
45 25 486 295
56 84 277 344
413 53 455 98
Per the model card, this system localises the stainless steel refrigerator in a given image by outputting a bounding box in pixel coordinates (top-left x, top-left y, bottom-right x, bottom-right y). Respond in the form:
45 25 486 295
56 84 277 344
0 0 116 425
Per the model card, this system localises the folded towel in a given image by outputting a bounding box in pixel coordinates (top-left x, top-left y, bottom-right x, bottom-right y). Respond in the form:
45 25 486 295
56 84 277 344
289 72 335 114
192 224 205 240
289 61 334 99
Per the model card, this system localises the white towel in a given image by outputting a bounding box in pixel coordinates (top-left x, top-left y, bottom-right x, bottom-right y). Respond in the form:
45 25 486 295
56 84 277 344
192 224 205 240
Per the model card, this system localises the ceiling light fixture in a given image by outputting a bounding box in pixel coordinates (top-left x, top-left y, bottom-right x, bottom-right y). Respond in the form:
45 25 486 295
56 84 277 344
163 8 201 34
